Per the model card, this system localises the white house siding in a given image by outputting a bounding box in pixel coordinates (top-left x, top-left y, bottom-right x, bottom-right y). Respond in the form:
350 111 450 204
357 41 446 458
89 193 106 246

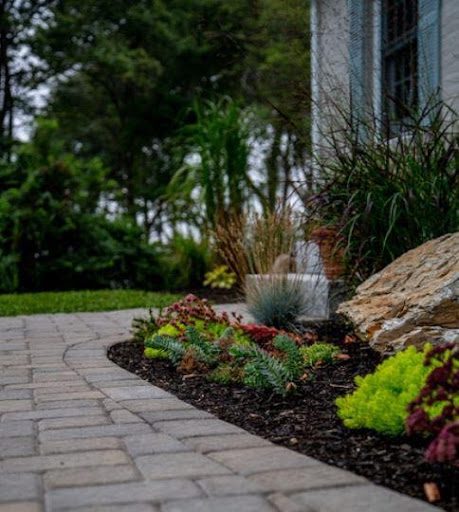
312 0 350 149
441 0 459 113
312 0 459 149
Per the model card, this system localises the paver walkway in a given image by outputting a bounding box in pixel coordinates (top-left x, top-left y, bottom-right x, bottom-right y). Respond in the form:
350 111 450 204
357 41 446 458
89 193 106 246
0 308 441 512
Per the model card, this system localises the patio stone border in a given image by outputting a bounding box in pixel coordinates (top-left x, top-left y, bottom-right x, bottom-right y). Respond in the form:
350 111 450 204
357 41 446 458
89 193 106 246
0 308 441 511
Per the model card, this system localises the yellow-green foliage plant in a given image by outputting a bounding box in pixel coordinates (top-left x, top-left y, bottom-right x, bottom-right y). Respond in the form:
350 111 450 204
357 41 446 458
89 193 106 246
300 342 339 367
144 347 169 359
203 265 237 289
336 345 434 436
143 323 184 358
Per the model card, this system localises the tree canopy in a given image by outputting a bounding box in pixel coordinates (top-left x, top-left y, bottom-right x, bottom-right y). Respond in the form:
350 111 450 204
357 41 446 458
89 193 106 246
0 0 311 292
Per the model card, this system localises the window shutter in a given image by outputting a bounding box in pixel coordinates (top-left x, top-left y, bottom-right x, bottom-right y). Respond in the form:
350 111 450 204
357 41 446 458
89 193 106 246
418 0 441 109
348 0 366 122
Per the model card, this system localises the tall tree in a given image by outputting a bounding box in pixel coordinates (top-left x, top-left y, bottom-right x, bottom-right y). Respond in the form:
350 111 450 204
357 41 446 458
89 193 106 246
0 0 50 160
245 0 311 210
32 0 257 229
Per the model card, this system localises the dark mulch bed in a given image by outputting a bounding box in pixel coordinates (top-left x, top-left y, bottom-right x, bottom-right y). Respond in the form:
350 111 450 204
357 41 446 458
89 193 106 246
108 331 459 512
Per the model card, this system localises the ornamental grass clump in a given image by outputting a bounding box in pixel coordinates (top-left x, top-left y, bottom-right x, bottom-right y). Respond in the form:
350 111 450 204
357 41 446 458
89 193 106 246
246 275 307 329
336 345 433 436
312 101 458 281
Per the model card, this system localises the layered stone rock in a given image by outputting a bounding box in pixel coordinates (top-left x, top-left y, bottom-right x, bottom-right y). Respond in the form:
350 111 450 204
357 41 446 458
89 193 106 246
338 233 459 352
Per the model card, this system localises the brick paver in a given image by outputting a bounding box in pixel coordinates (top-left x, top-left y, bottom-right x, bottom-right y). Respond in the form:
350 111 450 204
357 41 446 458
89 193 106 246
0 308 441 511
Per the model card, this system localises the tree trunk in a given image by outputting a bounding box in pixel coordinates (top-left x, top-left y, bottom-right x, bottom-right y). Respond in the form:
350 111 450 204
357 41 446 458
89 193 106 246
0 0 13 161
266 127 280 212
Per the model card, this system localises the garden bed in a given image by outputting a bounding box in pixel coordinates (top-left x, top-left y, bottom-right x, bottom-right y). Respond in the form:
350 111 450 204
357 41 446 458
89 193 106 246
109 335 459 512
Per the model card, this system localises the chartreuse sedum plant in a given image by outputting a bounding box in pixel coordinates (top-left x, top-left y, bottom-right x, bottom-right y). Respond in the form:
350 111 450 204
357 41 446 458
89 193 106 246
203 265 237 289
336 345 434 436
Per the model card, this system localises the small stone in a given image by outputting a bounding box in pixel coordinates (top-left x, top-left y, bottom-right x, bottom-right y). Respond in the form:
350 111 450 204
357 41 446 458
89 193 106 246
0 421 34 438
0 473 40 502
101 386 172 400
290 483 439 511
197 475 264 496
39 423 152 441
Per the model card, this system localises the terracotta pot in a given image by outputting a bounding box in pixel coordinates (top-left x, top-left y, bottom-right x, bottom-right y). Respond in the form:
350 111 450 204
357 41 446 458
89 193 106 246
310 226 345 280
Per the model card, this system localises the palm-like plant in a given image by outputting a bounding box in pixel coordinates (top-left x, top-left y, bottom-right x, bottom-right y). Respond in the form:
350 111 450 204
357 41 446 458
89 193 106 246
168 98 261 228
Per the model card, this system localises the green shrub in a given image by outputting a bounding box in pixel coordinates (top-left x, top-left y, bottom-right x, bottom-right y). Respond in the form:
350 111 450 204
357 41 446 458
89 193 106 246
273 335 304 378
163 235 212 290
204 265 236 289
131 310 158 343
246 276 307 329
157 323 184 338
183 327 221 364
145 326 221 367
208 364 244 384
145 335 186 365
336 346 433 436
168 98 251 229
230 336 303 395
300 343 339 367
193 320 228 338
0 143 167 292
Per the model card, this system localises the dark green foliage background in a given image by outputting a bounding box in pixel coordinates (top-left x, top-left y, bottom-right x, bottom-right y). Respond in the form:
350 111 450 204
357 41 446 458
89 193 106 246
0 0 311 293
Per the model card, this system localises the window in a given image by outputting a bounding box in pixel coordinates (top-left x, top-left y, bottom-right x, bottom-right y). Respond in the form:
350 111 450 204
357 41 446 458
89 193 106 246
382 0 418 131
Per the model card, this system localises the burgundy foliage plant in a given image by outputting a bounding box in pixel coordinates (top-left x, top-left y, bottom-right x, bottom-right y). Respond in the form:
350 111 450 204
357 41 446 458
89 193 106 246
407 343 459 466
156 294 242 328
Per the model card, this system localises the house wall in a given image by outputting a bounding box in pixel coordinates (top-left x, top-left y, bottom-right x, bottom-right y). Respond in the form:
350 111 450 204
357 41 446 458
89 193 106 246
442 0 459 113
312 0 350 148
312 0 459 146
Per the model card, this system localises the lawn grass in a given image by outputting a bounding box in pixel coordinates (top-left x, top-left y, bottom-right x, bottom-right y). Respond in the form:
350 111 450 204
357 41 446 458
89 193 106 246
0 289 181 316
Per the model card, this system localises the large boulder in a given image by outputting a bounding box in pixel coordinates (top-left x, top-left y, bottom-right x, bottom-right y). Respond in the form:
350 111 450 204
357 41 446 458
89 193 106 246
338 233 459 352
